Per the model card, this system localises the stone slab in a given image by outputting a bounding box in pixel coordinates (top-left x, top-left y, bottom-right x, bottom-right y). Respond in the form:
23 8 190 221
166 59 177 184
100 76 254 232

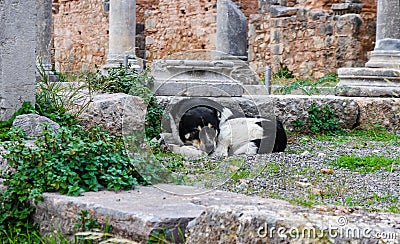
33 185 287 242
186 204 400 243
269 5 299 18
153 81 244 97
243 85 269 95
151 59 235 82
337 67 400 97
366 50 400 68
0 0 37 120
33 185 400 243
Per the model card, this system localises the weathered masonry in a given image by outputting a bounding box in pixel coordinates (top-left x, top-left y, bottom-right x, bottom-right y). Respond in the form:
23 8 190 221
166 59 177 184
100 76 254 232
52 0 377 78
0 0 36 120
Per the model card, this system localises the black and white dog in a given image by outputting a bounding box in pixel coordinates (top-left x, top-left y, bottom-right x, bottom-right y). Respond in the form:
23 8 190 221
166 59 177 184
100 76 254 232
178 106 287 156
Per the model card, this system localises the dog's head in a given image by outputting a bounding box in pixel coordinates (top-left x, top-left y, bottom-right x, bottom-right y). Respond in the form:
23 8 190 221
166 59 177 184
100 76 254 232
178 106 219 154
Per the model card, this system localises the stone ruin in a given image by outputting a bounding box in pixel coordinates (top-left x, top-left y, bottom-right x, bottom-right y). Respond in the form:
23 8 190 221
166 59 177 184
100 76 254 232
1 0 400 243
0 0 36 120
337 0 400 97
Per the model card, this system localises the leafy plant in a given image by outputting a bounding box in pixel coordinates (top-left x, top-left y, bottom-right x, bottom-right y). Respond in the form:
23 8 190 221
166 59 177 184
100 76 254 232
0 125 143 240
290 103 343 135
292 119 306 132
273 62 294 80
331 155 400 173
36 63 93 127
308 103 343 135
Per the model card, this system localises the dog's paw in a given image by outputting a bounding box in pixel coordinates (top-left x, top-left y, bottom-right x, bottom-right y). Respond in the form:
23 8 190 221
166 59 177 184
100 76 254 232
169 144 207 158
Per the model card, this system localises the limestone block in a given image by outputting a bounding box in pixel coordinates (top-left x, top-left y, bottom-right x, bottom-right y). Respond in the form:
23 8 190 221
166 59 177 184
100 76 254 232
269 5 299 18
354 97 400 130
336 14 363 37
252 95 359 131
78 93 147 135
12 114 60 137
337 67 400 97
154 81 244 97
331 3 363 15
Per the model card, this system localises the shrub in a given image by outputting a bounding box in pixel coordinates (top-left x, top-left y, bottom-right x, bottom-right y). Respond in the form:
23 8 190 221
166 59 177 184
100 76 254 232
291 103 344 135
89 65 163 139
308 103 343 135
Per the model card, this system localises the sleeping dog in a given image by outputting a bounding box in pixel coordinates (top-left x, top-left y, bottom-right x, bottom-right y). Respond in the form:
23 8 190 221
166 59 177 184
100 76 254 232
178 106 220 154
178 106 287 156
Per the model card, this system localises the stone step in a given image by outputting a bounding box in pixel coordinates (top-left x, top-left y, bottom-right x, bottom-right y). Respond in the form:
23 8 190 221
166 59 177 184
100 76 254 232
32 185 400 243
270 84 337 95
157 95 400 131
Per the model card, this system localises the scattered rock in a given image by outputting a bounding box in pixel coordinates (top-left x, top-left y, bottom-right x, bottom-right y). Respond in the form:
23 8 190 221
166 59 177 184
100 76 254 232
12 114 60 137
300 150 310 156
311 188 323 196
320 168 334 174
295 181 311 188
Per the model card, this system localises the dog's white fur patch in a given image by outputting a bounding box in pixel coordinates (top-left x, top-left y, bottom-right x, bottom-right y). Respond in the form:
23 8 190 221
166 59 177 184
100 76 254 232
212 117 269 156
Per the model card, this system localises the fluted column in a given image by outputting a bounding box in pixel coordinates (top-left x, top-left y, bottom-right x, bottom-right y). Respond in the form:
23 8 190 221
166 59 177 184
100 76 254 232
104 0 139 70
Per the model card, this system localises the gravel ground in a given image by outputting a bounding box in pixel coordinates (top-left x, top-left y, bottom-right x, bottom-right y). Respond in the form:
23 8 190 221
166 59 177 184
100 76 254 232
181 133 400 212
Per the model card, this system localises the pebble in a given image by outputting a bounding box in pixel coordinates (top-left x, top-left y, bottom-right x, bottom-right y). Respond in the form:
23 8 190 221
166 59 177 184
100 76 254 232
212 136 400 212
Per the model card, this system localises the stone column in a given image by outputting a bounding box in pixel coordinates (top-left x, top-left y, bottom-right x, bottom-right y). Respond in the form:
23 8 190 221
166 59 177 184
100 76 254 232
365 0 400 68
36 0 58 81
214 0 261 88
216 0 248 61
0 0 36 120
336 0 400 97
103 0 140 70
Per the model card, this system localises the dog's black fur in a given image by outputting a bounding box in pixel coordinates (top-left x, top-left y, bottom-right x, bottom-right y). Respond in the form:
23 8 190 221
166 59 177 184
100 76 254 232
178 106 220 146
178 105 287 154
249 120 287 153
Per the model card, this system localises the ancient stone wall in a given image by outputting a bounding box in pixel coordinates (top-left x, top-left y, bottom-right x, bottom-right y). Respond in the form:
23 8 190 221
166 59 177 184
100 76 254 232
52 0 109 72
145 0 259 61
248 1 377 77
52 0 159 72
52 0 377 78
145 0 218 61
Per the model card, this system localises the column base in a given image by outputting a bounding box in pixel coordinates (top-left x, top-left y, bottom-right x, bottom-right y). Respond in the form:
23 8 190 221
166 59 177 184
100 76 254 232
365 50 400 68
102 56 141 75
36 63 59 82
336 67 400 97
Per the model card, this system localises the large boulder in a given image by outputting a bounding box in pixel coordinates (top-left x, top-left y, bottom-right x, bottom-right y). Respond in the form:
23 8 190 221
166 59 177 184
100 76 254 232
12 114 60 137
77 93 147 135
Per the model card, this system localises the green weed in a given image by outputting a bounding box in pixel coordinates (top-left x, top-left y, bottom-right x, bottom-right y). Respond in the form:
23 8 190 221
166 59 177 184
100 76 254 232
274 73 338 95
331 155 400 173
